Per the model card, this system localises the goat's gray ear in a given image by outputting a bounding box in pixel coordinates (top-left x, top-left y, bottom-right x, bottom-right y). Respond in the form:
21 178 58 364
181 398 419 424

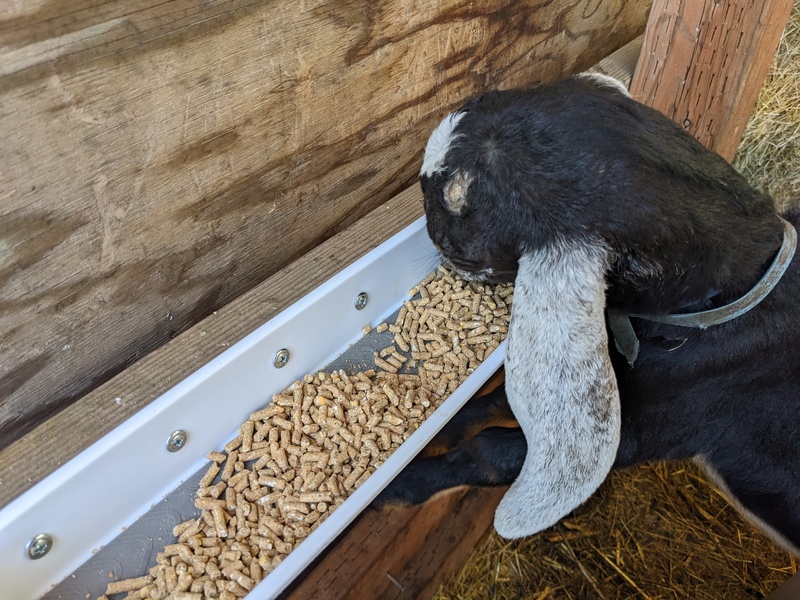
576 71 631 97
494 243 621 538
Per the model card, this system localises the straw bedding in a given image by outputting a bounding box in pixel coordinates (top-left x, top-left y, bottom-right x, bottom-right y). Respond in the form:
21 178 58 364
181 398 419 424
437 463 796 599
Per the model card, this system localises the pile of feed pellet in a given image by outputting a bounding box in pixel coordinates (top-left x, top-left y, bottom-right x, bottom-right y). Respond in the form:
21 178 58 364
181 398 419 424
100 267 513 600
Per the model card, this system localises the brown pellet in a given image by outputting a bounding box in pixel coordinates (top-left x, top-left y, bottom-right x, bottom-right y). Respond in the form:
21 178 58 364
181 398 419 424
394 333 410 352
221 452 238 482
105 575 153 595
207 451 227 464
173 519 197 538
372 354 398 373
240 421 255 453
225 436 242 454
196 497 227 511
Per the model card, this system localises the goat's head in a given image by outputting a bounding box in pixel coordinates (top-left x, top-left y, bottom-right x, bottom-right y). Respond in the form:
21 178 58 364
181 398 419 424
421 76 780 312
419 75 782 538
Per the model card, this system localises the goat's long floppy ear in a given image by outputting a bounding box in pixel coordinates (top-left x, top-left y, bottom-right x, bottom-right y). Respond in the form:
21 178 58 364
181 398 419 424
494 242 621 538
576 71 631 97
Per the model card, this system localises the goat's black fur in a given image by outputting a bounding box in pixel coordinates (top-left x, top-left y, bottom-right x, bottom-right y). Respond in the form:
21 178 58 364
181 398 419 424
377 77 800 554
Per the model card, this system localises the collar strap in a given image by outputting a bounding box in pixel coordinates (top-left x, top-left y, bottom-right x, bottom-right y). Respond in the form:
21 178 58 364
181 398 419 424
610 218 797 366
631 217 797 328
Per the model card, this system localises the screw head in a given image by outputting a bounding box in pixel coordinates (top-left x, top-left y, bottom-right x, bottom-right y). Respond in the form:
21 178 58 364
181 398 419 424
166 430 187 452
25 533 53 560
354 292 368 310
273 348 290 368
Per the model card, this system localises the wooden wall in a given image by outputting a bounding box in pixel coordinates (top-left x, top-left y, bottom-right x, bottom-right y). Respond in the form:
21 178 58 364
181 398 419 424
0 0 651 449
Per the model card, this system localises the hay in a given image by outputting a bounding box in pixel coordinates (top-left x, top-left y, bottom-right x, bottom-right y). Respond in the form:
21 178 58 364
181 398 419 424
436 463 796 599
436 7 800 599
733 5 800 209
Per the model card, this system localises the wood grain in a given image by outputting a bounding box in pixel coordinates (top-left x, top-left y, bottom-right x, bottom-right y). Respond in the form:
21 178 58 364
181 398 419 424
630 0 793 160
278 488 506 600
0 0 650 450
361 488 506 600
591 35 643 89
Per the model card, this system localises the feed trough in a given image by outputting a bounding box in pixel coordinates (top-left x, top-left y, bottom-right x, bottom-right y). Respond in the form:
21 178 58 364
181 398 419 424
0 217 507 600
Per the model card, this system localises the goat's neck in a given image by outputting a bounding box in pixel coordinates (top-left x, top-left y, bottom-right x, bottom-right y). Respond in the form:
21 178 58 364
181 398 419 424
607 216 786 315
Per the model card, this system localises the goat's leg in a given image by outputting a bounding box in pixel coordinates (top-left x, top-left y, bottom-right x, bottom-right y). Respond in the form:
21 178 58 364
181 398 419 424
373 425 526 507
374 381 646 508
376 381 622 508
421 382 518 457
373 400 636 508
375 384 520 507
696 457 800 555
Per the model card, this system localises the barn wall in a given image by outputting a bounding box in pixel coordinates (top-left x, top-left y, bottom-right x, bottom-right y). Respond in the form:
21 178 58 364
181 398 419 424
0 0 651 448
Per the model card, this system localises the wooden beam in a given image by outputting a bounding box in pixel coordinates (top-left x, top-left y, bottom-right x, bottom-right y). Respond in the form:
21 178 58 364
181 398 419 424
630 0 793 160
0 0 650 451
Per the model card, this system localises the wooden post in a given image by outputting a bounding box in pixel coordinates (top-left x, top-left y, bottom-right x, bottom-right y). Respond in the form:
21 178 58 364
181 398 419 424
630 0 793 160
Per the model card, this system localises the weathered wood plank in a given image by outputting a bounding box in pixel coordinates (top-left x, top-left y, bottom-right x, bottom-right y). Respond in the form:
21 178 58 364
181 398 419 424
0 0 650 450
629 0 792 160
591 35 643 89
347 492 473 600
279 488 505 600
280 500 432 600
381 488 507 600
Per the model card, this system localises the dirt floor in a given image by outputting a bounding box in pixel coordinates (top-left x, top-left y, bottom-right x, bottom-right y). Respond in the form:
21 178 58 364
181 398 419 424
434 6 800 600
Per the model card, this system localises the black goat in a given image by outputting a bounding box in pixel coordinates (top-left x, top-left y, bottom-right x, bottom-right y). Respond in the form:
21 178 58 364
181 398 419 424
376 75 800 554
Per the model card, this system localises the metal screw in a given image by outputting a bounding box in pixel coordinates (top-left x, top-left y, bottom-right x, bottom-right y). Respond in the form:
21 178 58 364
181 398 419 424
166 430 187 452
273 348 290 368
354 292 368 310
25 533 53 560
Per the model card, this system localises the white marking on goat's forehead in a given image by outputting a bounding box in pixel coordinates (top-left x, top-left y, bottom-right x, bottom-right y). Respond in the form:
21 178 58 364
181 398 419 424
421 111 466 177
577 71 631 97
